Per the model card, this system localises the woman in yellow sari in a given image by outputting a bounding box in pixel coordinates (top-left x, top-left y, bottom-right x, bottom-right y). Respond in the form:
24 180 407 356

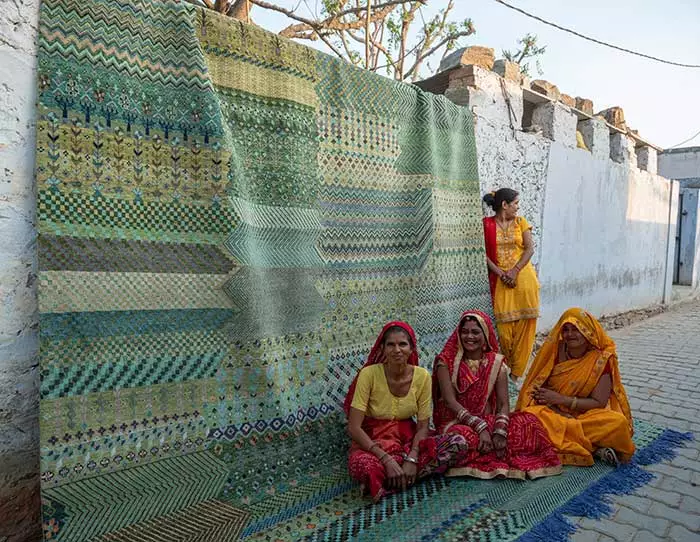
516 308 635 466
483 188 539 382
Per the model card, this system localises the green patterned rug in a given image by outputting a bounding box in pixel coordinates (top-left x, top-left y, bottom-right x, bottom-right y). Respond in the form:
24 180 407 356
36 1 692 540
37 0 488 540
232 419 687 542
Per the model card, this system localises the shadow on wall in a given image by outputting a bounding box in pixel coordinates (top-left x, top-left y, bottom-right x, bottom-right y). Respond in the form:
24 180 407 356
536 142 675 329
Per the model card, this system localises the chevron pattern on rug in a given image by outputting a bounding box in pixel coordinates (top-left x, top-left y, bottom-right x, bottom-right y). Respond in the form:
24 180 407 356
42 452 229 540
94 500 249 542
36 0 488 539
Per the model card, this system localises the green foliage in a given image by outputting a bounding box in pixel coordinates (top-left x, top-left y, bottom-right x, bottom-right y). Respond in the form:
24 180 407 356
503 33 547 77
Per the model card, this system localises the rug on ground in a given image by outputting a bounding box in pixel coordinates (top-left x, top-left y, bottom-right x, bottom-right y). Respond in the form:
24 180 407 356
36 0 692 540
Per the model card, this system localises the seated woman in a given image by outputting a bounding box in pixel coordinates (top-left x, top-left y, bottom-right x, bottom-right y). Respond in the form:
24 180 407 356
345 321 467 502
432 310 561 479
516 308 635 466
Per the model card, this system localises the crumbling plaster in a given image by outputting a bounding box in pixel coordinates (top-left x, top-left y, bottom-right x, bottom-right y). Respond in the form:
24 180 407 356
1 0 42 540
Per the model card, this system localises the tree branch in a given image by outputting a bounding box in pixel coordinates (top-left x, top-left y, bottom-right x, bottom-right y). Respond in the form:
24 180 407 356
338 31 360 64
516 42 530 64
405 28 473 79
404 1 453 80
365 0 372 68
260 0 399 38
249 0 317 29
328 0 422 20
316 32 348 59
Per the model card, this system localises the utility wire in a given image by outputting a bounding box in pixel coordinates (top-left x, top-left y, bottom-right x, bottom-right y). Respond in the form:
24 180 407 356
492 0 700 68
669 129 700 149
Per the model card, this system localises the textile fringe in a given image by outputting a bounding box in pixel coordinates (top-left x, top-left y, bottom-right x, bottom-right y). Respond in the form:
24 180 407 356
517 429 694 542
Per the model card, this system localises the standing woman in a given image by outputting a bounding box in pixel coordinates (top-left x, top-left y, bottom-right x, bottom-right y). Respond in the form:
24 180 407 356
482 188 540 383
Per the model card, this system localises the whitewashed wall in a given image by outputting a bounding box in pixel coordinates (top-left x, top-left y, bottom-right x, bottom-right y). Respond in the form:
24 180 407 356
0 0 41 540
537 144 676 329
442 66 678 331
659 147 700 184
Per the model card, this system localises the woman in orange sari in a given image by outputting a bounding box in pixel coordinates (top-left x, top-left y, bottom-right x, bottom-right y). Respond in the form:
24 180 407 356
516 308 635 466
483 188 540 383
432 310 561 479
345 321 467 502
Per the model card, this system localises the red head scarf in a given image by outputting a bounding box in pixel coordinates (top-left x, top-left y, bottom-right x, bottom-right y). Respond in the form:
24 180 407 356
432 310 500 398
343 321 418 416
436 309 499 364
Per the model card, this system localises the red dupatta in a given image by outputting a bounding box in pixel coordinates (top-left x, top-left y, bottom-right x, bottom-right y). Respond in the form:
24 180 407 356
483 216 498 299
343 321 418 416
432 310 505 426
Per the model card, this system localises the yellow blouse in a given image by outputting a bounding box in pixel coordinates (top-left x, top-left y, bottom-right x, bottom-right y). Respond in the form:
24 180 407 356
350 364 432 421
496 216 530 270
493 215 540 323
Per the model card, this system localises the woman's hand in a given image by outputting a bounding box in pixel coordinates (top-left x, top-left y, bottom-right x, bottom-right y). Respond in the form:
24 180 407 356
478 430 494 454
383 457 406 490
402 460 418 487
532 386 565 406
500 274 515 288
502 267 518 288
492 433 507 459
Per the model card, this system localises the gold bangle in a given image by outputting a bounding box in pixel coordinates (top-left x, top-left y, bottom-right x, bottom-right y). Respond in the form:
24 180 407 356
570 397 578 411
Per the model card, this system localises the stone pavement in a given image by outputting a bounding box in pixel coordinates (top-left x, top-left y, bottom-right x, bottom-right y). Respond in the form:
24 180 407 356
570 300 700 542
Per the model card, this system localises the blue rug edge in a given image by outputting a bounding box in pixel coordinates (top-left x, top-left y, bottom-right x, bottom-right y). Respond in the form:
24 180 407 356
516 429 695 542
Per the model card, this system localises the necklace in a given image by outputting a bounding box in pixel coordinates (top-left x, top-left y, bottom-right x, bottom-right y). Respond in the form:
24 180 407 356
495 218 513 233
465 356 485 372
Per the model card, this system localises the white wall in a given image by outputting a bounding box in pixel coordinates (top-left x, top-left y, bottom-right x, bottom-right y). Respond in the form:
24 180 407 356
0 0 41 539
538 144 674 329
453 66 677 331
464 70 549 266
659 147 700 182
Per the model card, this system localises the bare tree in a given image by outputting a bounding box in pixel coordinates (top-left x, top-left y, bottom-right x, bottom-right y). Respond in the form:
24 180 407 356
503 33 546 77
189 0 476 82
196 0 252 20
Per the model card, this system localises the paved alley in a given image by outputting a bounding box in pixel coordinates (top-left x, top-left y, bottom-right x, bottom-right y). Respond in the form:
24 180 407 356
571 300 700 541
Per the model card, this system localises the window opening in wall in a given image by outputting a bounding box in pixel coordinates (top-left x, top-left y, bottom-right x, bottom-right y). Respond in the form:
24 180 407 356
522 100 535 131
576 121 592 152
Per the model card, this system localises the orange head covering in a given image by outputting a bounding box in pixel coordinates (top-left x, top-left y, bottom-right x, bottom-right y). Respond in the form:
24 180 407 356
516 308 633 433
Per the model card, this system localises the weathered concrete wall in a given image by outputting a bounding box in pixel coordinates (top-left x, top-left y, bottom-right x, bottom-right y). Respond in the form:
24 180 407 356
456 67 551 298
419 63 677 331
538 144 674 329
659 146 700 187
444 67 549 265
0 0 41 541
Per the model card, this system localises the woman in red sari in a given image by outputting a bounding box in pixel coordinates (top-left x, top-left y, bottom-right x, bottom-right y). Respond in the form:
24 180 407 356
432 310 561 479
345 321 468 502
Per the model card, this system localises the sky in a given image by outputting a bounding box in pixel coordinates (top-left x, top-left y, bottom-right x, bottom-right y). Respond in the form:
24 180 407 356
251 0 700 149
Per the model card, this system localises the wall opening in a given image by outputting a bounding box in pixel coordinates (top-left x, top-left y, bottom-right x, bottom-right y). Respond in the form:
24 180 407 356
522 100 535 131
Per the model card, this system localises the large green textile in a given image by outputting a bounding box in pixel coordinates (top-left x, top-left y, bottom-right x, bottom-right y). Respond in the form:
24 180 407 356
36 0 489 539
